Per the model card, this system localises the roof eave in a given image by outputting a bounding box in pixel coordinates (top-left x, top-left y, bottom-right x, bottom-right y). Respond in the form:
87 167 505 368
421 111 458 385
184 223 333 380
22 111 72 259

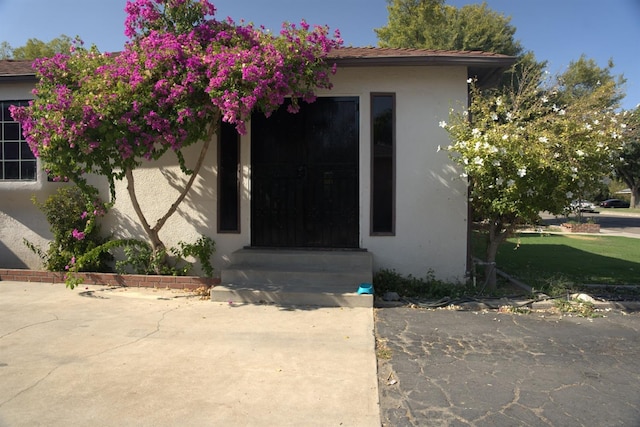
331 55 515 89
0 74 38 83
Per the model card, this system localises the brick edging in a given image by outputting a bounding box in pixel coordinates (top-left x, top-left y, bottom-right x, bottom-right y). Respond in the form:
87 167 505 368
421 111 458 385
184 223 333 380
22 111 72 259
0 269 220 290
561 223 601 233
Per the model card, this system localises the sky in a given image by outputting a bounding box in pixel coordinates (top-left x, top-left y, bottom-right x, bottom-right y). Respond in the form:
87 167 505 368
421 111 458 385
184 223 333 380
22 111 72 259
1 0 638 110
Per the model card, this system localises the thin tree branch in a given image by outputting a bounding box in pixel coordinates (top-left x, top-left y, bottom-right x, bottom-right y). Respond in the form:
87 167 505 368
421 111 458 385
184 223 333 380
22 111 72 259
125 167 154 242
152 124 216 234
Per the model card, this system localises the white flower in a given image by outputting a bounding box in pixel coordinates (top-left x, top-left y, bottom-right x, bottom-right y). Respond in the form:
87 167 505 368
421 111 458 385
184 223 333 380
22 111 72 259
584 123 592 130
507 179 515 187
492 160 501 167
506 112 513 121
438 120 447 128
495 97 503 106
467 78 473 84
517 167 527 178
566 191 573 199
541 96 548 103
571 166 578 173
558 109 566 116
437 145 442 152
502 134 509 140
553 152 560 158
539 136 548 143
576 149 585 157
460 172 468 179
473 157 484 166
496 177 504 186
472 128 481 137
491 112 498 121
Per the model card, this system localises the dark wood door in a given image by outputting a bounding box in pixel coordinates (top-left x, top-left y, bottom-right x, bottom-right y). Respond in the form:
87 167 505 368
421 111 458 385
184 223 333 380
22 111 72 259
251 97 359 248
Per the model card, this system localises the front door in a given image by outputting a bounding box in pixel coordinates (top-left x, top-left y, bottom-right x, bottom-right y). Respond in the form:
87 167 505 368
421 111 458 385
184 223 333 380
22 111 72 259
251 97 359 248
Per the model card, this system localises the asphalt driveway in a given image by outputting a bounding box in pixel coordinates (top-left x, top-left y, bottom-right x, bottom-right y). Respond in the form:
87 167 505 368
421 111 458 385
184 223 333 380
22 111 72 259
376 306 640 426
0 282 379 426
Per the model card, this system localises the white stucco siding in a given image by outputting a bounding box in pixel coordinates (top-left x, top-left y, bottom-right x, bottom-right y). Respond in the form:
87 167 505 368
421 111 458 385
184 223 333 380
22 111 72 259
0 82 54 269
326 66 469 281
1 64 470 280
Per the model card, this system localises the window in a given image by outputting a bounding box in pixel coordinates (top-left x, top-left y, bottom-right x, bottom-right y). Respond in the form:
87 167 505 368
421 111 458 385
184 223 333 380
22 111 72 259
370 93 395 235
1 100 36 181
217 120 240 233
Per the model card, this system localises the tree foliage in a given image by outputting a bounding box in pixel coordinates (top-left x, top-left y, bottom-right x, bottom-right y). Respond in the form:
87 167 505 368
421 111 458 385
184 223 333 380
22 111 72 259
441 65 627 287
556 54 626 108
1 35 73 60
613 106 640 207
11 0 342 270
375 0 544 91
376 0 523 56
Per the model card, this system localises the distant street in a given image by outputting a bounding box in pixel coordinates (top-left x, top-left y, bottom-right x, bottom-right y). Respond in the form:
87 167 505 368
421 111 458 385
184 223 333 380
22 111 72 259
540 210 640 237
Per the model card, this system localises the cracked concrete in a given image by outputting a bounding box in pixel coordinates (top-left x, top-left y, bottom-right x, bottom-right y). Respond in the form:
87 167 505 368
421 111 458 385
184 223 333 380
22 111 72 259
0 281 379 426
376 307 640 426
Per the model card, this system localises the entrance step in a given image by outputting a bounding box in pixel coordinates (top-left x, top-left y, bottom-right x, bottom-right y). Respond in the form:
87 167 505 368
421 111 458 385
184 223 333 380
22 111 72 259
211 249 373 308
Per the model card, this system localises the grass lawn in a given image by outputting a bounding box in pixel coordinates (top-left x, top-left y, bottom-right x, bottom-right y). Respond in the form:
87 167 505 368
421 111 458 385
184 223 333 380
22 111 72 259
473 231 640 290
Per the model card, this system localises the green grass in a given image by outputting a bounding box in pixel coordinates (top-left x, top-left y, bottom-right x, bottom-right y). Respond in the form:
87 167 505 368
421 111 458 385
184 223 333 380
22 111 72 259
475 232 640 289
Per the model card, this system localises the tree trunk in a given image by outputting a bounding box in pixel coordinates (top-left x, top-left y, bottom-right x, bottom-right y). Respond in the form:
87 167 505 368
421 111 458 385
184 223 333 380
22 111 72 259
123 127 214 273
631 184 640 208
483 220 512 290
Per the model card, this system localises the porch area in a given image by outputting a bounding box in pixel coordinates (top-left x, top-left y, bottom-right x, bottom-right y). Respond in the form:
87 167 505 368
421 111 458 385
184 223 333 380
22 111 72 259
211 248 374 307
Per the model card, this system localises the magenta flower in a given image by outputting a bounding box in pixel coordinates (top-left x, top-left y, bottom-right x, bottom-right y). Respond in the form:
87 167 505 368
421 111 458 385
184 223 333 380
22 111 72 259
72 229 85 240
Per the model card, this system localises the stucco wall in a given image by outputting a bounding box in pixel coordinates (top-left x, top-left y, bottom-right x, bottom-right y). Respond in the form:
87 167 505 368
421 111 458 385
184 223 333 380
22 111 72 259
0 81 51 269
1 65 469 281
330 66 469 281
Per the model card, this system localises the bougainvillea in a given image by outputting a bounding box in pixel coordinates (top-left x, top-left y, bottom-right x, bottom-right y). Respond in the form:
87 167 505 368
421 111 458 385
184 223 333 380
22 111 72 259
11 0 342 268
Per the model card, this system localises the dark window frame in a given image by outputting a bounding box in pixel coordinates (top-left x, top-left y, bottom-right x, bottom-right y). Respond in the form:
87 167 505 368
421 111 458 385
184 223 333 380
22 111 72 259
1 100 37 181
217 121 241 233
370 93 396 236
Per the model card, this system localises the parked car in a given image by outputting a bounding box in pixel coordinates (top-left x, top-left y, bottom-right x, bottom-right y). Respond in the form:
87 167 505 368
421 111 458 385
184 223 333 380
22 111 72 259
569 200 598 212
599 198 630 208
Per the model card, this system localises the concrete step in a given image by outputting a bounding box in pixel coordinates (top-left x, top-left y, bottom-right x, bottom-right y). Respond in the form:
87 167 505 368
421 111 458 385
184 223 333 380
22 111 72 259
212 249 374 308
227 248 373 270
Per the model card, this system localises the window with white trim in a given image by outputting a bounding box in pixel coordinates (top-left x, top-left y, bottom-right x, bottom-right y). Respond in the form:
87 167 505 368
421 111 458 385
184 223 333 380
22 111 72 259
1 100 36 181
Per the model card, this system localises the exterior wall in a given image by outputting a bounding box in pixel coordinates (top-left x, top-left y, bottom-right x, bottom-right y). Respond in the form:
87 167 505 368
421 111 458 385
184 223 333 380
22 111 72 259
0 81 55 269
0 65 469 282
329 66 469 281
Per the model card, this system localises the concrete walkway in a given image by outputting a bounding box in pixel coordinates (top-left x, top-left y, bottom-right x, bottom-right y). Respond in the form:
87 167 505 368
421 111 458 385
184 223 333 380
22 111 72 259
0 282 380 426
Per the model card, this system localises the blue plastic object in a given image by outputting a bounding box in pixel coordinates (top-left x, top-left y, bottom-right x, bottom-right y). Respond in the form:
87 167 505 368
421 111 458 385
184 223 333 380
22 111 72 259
357 283 374 295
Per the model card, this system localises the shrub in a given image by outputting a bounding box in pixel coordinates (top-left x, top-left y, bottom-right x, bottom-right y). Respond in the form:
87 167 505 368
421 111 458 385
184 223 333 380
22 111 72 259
373 269 467 299
25 186 111 272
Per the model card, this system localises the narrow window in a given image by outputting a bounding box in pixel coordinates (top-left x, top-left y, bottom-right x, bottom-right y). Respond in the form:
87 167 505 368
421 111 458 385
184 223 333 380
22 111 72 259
1 100 36 181
371 93 395 235
218 121 240 233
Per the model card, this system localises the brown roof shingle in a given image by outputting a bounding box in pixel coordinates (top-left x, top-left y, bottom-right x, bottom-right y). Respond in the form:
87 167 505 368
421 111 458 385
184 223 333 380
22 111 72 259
0 47 515 87
0 59 36 82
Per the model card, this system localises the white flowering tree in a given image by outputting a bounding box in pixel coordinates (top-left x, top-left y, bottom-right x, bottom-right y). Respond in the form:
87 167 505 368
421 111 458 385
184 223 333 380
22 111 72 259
440 66 627 288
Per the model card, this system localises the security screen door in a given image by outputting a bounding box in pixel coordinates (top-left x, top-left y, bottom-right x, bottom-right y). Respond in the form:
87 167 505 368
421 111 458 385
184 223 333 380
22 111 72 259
251 97 359 248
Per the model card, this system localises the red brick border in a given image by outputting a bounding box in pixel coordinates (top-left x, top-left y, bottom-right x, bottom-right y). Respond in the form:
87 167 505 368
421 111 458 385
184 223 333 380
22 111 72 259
561 223 601 233
0 269 219 290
